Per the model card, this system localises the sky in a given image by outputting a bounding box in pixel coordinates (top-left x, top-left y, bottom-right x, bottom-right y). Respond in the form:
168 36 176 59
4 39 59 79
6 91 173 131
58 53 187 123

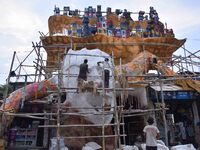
0 0 200 84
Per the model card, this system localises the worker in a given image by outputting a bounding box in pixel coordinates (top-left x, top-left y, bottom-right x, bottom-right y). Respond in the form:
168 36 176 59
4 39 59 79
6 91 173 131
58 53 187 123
98 58 110 88
78 59 89 81
143 117 160 150
134 135 143 150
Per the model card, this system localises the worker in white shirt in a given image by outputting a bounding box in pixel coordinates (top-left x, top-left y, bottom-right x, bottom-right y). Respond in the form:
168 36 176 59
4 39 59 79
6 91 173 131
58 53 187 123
143 117 160 150
97 58 110 88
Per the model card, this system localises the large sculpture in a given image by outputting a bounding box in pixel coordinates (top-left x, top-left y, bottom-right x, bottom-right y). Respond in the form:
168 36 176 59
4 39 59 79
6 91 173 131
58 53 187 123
2 5 200 149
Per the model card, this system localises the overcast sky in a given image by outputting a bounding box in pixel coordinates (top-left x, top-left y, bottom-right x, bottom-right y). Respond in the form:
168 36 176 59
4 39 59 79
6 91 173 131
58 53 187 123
0 0 200 84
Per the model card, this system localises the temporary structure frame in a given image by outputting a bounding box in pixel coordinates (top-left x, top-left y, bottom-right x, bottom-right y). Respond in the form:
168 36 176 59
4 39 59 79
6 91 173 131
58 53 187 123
1 38 200 149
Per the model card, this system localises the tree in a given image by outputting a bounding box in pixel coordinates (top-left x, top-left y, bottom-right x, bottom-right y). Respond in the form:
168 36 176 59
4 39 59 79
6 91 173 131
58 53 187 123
0 84 13 99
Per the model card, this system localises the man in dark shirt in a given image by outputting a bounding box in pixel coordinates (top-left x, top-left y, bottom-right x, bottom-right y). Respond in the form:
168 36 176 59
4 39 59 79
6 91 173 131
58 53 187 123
78 59 89 81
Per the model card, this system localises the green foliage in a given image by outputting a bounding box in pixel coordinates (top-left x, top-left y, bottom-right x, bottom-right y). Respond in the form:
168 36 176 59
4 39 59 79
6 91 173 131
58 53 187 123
0 84 13 98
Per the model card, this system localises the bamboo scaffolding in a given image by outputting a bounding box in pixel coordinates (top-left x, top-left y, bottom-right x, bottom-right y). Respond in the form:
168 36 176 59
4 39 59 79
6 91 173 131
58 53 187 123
2 35 200 149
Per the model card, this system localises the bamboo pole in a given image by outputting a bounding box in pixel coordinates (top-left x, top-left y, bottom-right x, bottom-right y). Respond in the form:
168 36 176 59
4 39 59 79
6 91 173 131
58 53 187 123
38 123 124 128
111 51 121 149
102 59 106 150
62 134 127 139
159 81 168 146
56 52 62 150
3 51 16 109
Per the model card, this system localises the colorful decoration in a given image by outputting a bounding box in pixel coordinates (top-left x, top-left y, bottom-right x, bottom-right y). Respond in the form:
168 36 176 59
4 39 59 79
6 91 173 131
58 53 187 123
49 5 174 38
0 79 57 113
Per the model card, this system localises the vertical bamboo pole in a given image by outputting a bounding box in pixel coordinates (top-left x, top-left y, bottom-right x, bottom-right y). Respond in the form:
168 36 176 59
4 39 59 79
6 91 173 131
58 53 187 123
122 113 126 144
102 59 105 150
183 44 189 71
33 43 39 82
120 57 126 145
180 56 184 73
159 80 168 146
111 51 121 149
1 51 16 136
190 56 195 73
3 51 16 110
56 52 62 150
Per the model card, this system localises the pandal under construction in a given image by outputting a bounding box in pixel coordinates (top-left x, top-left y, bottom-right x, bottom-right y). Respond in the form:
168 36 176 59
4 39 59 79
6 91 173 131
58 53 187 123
0 5 200 150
